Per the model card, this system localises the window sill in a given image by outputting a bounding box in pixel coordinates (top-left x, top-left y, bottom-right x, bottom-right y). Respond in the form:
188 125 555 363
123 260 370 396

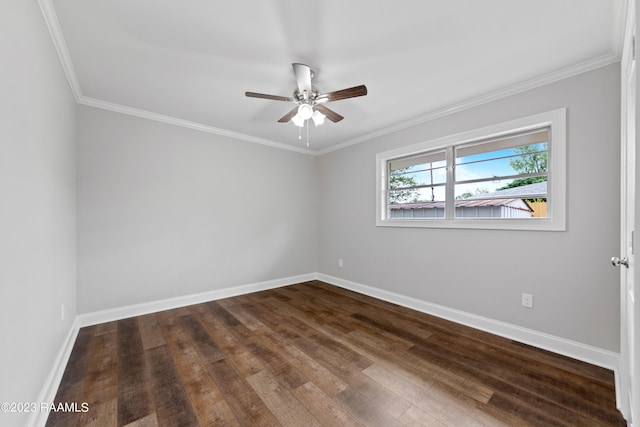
376 217 565 231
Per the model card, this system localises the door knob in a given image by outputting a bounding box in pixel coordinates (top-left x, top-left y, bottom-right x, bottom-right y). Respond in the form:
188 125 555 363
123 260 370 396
611 256 630 268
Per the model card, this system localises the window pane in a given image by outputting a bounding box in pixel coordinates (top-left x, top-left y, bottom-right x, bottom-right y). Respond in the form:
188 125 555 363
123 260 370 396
388 194 446 218
454 180 547 200
455 143 548 183
388 149 448 218
454 136 548 219
389 185 446 203
388 201 446 218
456 129 548 158
453 196 536 218
386 136 550 219
391 166 447 188
388 185 446 218
389 150 446 172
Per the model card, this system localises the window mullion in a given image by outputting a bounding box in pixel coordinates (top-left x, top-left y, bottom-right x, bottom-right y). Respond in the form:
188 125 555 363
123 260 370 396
445 146 455 219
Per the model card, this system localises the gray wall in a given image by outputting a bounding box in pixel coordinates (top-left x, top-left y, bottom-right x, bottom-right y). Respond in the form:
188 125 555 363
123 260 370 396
0 1 77 426
77 106 317 313
317 64 621 352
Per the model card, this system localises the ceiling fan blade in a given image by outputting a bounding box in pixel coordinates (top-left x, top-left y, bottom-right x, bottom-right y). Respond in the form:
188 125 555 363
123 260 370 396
317 85 368 103
277 107 299 123
292 63 312 96
315 104 344 122
245 91 294 102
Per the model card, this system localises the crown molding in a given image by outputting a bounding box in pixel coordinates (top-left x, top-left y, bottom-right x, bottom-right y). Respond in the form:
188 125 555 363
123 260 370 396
38 0 82 101
39 0 621 157
78 97 316 155
38 0 314 156
317 53 620 156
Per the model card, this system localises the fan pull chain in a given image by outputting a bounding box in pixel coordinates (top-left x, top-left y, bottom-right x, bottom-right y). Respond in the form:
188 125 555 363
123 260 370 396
306 121 310 147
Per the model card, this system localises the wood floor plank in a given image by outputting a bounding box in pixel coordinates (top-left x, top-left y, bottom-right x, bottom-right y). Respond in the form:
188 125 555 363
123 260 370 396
293 381 364 427
409 340 601 426
347 371 413 418
335 387 405 427
337 312 416 350
47 281 627 426
249 295 412 416
216 298 266 331
305 282 434 340
426 331 620 418
117 318 154 426
363 363 488 427
179 314 225 364
250 296 374 377
340 327 503 424
246 370 321 426
157 312 234 426
237 300 349 396
300 301 497 407
398 405 448 427
78 398 117 427
509 340 618 385
265 297 412 415
122 412 159 427
400 350 495 405
347 328 414 360
147 345 198 426
193 308 265 379
46 326 95 427
210 301 309 390
95 321 118 336
205 358 280 426
79 331 118 410
138 314 166 351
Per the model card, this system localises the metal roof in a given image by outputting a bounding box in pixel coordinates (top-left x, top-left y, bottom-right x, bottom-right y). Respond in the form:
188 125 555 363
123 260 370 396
469 181 547 199
389 198 532 211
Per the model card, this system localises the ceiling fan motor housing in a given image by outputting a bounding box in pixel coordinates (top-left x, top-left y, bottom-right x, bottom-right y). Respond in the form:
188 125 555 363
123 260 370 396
294 88 320 103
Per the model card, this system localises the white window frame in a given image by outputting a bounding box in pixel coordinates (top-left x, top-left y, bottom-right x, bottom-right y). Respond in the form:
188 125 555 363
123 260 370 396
376 108 566 231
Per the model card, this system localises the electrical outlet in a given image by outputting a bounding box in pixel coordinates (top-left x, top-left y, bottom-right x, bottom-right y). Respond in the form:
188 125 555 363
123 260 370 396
521 293 534 309
338 258 343 268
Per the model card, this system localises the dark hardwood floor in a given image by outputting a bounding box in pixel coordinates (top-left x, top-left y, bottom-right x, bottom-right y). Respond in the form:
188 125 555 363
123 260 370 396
46 281 627 426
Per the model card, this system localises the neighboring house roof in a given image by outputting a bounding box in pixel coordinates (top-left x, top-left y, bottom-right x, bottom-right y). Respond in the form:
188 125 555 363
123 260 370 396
389 182 546 212
470 181 547 199
389 198 532 212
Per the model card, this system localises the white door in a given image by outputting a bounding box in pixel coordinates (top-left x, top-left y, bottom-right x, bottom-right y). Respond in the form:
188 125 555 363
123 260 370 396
617 1 638 424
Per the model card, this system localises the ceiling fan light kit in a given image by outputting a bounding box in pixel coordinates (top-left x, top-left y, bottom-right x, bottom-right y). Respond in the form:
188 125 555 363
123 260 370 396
245 63 367 141
297 103 314 120
311 109 325 126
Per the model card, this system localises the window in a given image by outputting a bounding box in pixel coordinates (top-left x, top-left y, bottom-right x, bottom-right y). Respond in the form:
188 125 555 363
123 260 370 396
376 109 566 230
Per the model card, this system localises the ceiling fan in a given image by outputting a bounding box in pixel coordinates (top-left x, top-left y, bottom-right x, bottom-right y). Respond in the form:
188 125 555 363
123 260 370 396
245 63 367 127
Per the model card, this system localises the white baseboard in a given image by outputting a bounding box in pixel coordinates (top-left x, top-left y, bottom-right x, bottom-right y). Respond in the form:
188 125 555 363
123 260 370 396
26 317 80 427
76 273 317 327
317 273 620 372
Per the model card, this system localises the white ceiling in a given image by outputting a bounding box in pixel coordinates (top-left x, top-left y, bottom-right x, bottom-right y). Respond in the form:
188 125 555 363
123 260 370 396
45 0 625 153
